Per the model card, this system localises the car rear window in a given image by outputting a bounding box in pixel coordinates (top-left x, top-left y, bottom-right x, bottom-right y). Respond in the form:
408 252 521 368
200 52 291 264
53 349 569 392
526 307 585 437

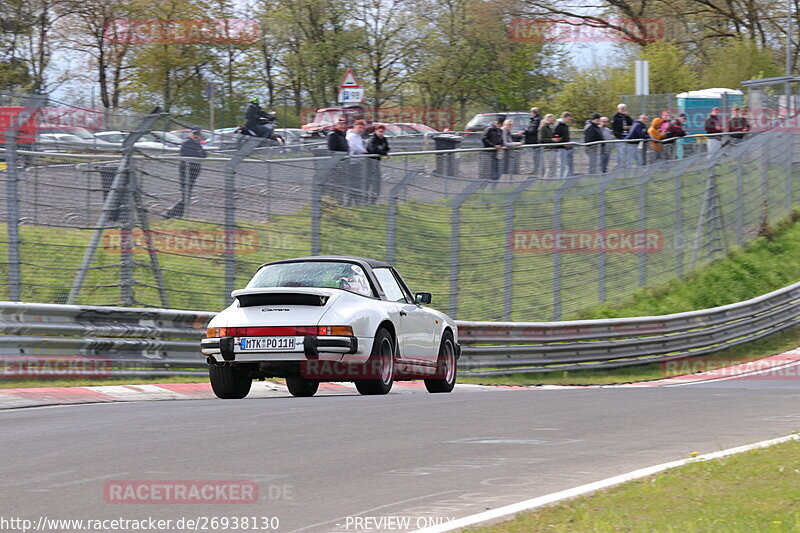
248 261 375 297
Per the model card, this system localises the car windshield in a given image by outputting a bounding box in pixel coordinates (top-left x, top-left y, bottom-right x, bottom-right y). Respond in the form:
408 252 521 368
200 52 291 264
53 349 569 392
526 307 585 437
247 261 374 297
96 132 125 143
465 115 497 130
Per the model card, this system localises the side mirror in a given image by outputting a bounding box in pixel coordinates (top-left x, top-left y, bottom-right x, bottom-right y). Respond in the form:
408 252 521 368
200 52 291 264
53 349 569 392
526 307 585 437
415 292 432 305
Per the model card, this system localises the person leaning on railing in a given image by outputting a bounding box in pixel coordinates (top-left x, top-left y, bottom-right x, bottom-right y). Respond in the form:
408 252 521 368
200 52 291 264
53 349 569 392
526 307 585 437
728 106 750 143
538 113 559 179
364 123 390 204
624 114 649 167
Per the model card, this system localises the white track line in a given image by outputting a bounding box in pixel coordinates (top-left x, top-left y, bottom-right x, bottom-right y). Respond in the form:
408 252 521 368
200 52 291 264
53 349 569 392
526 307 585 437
411 433 800 533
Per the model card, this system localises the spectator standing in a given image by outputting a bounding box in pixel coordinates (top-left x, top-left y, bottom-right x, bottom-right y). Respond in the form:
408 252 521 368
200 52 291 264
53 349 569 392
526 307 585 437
611 104 633 166
599 116 614 173
584 112 604 174
648 117 665 160
166 127 207 218
624 114 650 166
326 117 350 205
327 117 349 152
502 119 522 178
704 107 723 157
554 112 573 178
728 107 750 143
539 113 558 179
523 107 543 174
482 116 504 184
346 119 368 204
364 123 390 204
663 118 687 159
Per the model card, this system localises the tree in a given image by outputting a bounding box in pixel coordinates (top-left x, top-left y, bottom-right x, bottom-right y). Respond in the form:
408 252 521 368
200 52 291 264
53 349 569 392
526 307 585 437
701 37 782 88
640 41 698 94
553 65 634 121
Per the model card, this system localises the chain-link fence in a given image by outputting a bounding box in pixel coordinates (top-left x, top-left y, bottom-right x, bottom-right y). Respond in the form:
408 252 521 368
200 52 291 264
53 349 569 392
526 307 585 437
1 95 797 321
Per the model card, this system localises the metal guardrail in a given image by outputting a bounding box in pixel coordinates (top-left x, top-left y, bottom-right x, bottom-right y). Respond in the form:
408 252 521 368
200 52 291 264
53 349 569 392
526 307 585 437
2 280 799 378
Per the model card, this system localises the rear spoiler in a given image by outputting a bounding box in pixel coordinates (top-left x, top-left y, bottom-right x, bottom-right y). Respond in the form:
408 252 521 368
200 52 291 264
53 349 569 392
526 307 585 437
231 287 333 307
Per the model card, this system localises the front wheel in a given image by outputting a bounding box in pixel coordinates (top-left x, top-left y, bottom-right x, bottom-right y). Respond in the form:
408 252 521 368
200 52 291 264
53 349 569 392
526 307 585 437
209 364 252 399
425 331 457 393
355 328 395 395
286 375 319 397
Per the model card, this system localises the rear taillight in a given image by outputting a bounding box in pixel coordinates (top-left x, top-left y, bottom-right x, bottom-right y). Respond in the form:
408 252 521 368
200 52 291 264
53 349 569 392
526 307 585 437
206 326 353 337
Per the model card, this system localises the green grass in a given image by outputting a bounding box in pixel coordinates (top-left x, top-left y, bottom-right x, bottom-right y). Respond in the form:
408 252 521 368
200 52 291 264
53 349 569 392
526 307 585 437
466 438 800 533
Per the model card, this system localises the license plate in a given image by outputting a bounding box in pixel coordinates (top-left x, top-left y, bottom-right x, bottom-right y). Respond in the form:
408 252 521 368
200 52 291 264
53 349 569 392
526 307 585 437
235 336 296 352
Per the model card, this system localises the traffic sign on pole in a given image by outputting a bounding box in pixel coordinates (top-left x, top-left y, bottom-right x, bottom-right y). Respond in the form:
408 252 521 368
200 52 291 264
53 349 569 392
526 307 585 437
340 69 360 88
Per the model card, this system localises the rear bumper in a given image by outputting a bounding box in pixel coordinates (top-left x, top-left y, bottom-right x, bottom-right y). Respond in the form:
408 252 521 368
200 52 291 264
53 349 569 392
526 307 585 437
201 335 361 363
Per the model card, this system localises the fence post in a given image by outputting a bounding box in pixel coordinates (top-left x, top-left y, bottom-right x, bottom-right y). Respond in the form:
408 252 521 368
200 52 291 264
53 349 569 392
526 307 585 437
552 178 577 321
503 176 537 320
637 171 650 287
598 174 609 302
784 132 793 212
310 152 346 256
4 95 44 301
224 137 262 299
119 175 135 306
735 151 745 247
68 108 162 305
386 171 420 264
675 169 684 278
450 180 486 318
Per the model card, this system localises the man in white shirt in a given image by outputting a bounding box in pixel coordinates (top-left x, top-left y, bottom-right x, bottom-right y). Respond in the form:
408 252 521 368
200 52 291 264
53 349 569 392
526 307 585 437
345 119 367 204
346 119 367 155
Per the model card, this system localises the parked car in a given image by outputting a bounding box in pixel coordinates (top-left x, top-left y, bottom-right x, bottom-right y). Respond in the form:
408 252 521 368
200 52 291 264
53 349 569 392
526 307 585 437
170 129 213 144
301 105 370 136
38 133 90 152
463 112 529 135
37 124 116 149
201 256 460 398
393 123 439 134
94 130 180 152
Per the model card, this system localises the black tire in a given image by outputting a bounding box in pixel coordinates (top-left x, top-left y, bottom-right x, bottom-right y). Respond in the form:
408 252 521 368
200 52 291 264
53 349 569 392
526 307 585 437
286 375 319 397
209 364 252 399
355 328 395 395
425 331 457 393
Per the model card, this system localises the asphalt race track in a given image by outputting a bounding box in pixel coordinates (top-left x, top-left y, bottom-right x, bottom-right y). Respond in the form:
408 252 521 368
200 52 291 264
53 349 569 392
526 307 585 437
2 373 799 532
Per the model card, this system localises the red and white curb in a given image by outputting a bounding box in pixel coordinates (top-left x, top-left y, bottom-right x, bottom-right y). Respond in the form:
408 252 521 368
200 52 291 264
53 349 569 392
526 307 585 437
1 350 798 410
0 381 495 410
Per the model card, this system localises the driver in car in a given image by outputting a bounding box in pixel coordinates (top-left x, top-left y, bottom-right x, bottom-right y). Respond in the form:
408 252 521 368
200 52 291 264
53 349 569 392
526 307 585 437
332 265 371 296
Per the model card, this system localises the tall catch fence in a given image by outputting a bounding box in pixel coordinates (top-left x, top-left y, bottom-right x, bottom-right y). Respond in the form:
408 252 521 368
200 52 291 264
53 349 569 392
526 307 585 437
1 95 798 321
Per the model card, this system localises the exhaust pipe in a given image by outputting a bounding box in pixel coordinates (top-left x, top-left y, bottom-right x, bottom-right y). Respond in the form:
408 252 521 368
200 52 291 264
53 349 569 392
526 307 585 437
207 356 217 365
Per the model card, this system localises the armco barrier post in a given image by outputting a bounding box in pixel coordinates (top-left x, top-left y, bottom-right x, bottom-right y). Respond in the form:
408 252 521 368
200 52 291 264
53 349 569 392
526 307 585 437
4 95 44 301
224 137 262 299
68 108 162 305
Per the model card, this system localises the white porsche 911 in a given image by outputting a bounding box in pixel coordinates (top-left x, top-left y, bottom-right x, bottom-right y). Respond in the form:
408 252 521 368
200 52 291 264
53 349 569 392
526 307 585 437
201 256 460 398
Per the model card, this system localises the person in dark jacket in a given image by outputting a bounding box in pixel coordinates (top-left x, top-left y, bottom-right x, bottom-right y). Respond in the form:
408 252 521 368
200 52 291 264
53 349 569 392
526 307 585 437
523 107 543 175
166 127 207 218
554 112 572 178
704 107 723 157
623 114 649 167
327 117 349 152
728 106 750 142
482 116 504 183
611 104 633 139
244 97 272 138
364 123 390 203
326 117 350 205
611 104 633 166
584 112 604 174
539 114 558 179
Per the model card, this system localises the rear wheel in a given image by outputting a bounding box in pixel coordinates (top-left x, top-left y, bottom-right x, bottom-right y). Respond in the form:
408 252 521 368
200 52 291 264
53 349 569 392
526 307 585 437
209 364 252 399
355 328 395 395
286 375 319 397
425 331 457 393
